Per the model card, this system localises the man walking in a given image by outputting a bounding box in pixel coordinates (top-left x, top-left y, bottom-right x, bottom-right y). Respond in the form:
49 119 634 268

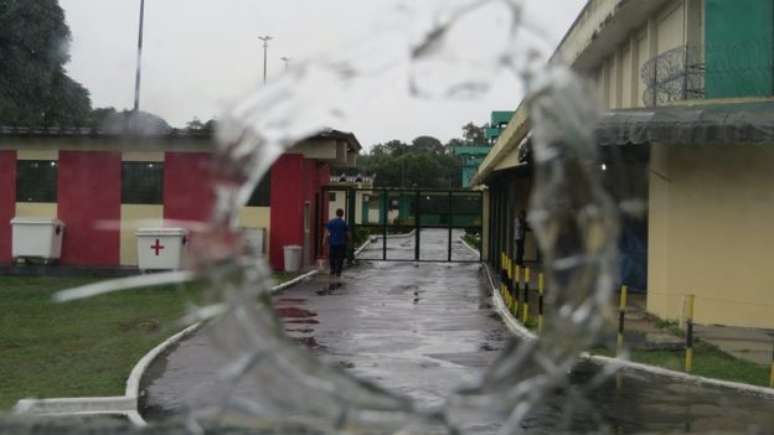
325 208 349 289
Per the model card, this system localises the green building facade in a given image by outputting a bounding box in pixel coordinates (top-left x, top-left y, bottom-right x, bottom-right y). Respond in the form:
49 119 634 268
453 111 514 188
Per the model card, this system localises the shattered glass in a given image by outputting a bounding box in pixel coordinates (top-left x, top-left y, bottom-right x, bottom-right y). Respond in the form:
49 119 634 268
9 0 772 434
27 0 619 433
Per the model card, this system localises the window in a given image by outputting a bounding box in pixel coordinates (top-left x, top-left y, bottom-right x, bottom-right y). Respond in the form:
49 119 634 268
122 162 164 204
329 192 337 202
247 175 271 207
16 160 58 202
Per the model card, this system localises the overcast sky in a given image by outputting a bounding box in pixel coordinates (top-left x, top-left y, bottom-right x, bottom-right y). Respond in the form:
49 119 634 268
59 0 585 149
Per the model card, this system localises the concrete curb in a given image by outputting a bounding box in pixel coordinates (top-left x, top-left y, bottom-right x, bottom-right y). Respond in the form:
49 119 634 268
354 239 372 257
13 269 320 426
482 264 774 398
459 235 481 257
354 230 417 258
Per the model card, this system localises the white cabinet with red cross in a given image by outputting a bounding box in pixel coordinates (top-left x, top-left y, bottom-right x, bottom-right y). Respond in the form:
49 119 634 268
136 228 188 271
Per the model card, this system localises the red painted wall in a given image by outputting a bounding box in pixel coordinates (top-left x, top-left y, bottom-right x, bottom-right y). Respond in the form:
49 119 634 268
58 151 122 266
269 156 329 270
269 154 305 270
163 152 214 223
0 151 16 263
318 163 331 256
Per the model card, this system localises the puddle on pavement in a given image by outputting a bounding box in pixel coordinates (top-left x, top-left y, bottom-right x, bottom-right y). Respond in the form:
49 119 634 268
275 307 318 319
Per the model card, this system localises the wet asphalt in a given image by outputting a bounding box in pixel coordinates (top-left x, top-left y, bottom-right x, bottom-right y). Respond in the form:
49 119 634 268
142 229 774 434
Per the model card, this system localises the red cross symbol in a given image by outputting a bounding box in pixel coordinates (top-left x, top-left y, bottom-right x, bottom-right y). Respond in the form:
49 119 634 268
151 239 165 256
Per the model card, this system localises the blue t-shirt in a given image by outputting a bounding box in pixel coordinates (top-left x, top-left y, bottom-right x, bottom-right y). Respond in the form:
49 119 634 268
326 217 349 246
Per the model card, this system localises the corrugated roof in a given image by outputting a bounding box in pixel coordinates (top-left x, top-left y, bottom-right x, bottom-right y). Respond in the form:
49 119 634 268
596 101 774 146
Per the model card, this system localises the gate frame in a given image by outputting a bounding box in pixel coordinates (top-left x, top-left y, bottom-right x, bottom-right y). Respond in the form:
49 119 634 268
320 186 483 263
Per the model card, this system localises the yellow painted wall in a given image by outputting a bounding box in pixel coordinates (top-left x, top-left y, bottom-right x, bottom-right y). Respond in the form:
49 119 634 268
238 207 271 257
657 2 685 54
15 203 58 218
17 149 58 161
122 151 164 162
120 205 164 266
647 143 774 328
621 44 633 107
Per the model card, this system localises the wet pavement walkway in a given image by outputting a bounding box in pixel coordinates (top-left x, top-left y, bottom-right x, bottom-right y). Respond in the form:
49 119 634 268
142 229 774 434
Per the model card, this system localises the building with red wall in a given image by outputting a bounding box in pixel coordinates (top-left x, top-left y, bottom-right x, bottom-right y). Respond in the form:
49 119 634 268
0 127 359 272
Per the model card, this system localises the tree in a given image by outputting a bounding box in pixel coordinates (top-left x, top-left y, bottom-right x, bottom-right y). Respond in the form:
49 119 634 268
0 0 93 126
186 117 205 130
461 122 487 145
411 136 444 155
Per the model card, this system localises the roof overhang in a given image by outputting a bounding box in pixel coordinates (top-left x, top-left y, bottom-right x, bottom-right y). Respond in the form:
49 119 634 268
0 126 362 167
597 100 774 147
551 0 673 72
475 99 774 185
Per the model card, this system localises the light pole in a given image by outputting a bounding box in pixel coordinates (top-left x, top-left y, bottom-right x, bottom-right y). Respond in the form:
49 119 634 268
280 56 291 71
258 35 273 84
133 0 145 113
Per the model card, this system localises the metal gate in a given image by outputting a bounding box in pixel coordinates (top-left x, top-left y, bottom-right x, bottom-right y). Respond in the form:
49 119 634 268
319 187 482 263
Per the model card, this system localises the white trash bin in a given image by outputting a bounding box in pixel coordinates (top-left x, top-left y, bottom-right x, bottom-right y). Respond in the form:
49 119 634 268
136 228 188 270
283 245 303 273
10 218 64 262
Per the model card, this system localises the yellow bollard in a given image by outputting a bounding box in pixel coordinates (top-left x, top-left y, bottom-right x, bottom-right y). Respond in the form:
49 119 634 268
617 286 628 357
522 268 531 323
507 256 515 312
684 294 695 373
538 273 544 333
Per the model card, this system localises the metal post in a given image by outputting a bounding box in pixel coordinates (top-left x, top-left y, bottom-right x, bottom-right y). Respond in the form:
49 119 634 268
684 294 695 372
505 255 512 308
414 191 421 261
448 192 453 262
382 191 387 261
538 273 544 333
769 342 774 388
133 0 145 114
258 35 273 84
347 188 356 264
617 285 628 357
281 56 291 71
479 192 484 263
500 252 505 298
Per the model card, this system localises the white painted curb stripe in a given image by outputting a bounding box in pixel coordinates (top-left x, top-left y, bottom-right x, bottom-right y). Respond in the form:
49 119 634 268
483 264 774 398
459 235 481 257
354 230 416 258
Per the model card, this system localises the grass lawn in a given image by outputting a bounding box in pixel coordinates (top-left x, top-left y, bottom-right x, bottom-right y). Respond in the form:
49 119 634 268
0 272 298 410
628 342 771 387
591 341 770 387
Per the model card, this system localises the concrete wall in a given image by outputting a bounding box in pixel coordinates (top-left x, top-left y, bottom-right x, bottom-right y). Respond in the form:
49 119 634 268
0 137 317 270
647 143 774 328
591 0 703 110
